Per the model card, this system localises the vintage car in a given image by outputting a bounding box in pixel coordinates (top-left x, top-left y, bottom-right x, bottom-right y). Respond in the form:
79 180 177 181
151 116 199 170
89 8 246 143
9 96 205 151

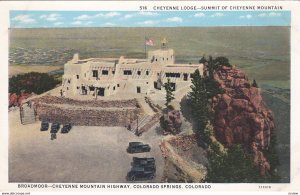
126 142 151 153
40 121 49 131
126 167 155 181
132 157 155 165
61 123 72 134
50 123 60 133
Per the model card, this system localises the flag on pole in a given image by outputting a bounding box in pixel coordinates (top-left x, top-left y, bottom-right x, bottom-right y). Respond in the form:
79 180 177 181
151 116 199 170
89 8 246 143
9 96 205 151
145 37 154 46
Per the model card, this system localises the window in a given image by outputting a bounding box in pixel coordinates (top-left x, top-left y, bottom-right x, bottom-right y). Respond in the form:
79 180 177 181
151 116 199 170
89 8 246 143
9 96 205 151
92 70 98 78
102 70 109 75
77 86 79 89
76 75 79 79
165 73 180 78
137 71 141 75
112 71 115 74
117 84 120 87
113 86 115 90
146 71 149 75
123 70 132 75
183 73 188 81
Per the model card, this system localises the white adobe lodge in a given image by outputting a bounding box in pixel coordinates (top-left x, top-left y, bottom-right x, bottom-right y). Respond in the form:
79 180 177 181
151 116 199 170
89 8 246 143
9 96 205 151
62 44 204 98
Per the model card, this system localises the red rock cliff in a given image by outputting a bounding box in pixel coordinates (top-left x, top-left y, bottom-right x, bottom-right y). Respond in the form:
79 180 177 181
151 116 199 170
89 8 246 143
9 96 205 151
211 65 274 176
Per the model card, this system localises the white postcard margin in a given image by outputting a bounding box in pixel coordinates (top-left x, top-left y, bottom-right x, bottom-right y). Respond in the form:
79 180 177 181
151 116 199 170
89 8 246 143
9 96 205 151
0 0 300 192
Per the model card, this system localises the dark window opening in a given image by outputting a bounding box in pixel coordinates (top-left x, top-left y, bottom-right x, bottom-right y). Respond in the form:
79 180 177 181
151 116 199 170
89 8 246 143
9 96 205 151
165 73 180 78
113 86 115 90
68 80 71 84
89 86 95 91
123 70 132 75
163 58 164 61
146 82 148 84
76 75 79 79
146 71 149 75
183 73 188 81
67 87 69 90
92 70 98 78
97 88 105 96
137 71 141 75
117 84 120 87
137 86 141 93
102 70 109 75
112 71 115 74
155 59 158 62
167 58 169 61
77 86 79 89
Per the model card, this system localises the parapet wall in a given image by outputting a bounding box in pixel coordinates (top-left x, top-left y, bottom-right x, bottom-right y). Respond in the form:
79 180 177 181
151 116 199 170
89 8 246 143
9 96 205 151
32 95 142 126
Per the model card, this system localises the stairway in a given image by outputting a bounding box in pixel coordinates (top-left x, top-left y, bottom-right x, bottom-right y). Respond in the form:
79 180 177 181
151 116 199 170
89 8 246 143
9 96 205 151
20 104 36 125
130 114 152 133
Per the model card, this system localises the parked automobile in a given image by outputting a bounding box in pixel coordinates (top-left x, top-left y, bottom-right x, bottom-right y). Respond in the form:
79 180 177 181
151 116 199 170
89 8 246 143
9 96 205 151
127 142 151 153
126 167 155 181
61 123 72 134
40 121 49 131
132 163 156 172
132 157 155 165
50 123 60 133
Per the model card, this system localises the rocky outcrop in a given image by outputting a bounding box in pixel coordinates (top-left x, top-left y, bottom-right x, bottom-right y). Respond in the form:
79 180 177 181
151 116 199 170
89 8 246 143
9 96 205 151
164 110 182 135
212 65 274 176
9 92 33 107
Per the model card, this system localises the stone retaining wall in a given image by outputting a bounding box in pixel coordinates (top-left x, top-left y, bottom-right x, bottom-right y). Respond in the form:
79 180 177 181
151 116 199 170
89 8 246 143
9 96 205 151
35 103 142 126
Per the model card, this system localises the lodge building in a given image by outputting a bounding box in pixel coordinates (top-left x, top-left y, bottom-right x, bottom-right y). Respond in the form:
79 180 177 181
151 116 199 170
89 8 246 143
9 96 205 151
62 43 204 98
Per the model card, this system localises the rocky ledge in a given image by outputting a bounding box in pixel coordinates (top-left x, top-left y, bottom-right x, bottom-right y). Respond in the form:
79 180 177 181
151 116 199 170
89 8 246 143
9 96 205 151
212 65 274 176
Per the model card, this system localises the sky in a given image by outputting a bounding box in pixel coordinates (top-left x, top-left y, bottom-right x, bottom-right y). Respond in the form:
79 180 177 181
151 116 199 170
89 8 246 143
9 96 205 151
10 11 291 28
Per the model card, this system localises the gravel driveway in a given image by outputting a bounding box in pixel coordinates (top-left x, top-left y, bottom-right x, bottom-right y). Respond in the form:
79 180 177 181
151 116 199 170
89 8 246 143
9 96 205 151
9 110 164 183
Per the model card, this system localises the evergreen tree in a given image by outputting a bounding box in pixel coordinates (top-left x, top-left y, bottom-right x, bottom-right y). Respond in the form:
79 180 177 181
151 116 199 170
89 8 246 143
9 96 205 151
187 69 209 134
252 79 258 88
206 144 261 183
164 78 175 107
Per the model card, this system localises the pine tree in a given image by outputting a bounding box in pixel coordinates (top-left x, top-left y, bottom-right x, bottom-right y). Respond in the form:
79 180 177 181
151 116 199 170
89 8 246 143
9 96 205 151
164 78 175 107
252 79 258 88
187 69 209 134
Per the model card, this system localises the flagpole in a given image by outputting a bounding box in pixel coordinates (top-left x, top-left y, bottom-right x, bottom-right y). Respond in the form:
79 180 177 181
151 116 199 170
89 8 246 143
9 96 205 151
144 36 147 59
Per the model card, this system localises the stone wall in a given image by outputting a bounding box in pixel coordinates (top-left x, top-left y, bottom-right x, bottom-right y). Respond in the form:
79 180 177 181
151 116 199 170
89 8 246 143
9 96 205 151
36 104 141 126
33 95 139 108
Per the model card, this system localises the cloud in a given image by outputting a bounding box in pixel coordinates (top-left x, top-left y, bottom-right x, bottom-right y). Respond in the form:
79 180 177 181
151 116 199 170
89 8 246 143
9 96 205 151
74 12 121 20
121 12 159 20
137 20 159 26
139 12 159 16
268 12 281 17
258 12 281 18
12 15 35 23
40 14 61 21
54 22 64 26
104 12 120 18
74 14 93 20
194 13 206 18
258 13 267 17
71 21 83 25
166 17 183 23
104 22 115 26
240 14 253 19
211 13 224 17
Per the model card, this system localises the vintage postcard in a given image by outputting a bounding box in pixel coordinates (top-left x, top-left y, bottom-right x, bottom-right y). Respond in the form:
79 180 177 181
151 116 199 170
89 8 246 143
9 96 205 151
0 0 299 193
